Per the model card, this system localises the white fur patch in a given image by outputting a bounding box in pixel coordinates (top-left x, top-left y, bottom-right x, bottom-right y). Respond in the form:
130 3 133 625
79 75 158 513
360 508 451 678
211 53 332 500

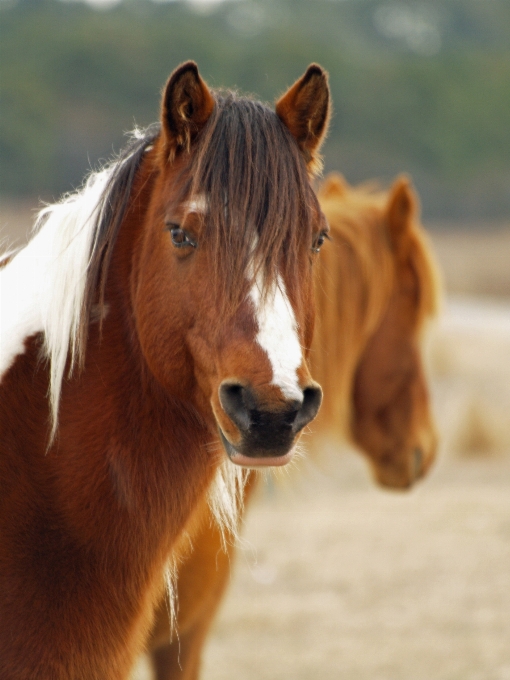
249 274 303 402
0 245 45 377
184 194 208 214
208 460 248 545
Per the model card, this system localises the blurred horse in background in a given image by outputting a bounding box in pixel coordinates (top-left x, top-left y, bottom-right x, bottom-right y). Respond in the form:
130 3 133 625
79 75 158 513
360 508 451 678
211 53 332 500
315 172 439 487
0 61 331 679
144 173 441 679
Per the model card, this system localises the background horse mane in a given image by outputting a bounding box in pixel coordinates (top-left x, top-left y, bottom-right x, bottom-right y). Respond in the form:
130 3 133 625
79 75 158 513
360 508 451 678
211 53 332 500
313 172 441 440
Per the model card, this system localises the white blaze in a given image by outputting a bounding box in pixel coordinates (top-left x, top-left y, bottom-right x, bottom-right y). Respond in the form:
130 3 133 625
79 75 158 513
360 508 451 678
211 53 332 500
249 273 303 402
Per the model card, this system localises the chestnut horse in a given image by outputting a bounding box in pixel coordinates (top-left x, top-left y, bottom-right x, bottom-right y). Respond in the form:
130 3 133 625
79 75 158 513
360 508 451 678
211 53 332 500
314 172 439 488
0 62 331 679
144 173 441 679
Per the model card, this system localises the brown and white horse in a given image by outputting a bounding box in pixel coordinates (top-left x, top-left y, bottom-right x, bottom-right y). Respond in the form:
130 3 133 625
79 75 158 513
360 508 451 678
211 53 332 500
0 62 331 679
144 173 441 680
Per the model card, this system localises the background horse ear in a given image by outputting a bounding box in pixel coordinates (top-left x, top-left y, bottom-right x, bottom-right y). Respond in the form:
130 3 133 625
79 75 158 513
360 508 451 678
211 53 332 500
386 175 418 253
161 61 215 160
319 172 348 199
275 64 330 174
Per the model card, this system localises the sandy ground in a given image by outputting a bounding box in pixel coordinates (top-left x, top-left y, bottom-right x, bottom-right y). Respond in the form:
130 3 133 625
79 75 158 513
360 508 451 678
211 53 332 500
203 456 510 680
428 295 510 456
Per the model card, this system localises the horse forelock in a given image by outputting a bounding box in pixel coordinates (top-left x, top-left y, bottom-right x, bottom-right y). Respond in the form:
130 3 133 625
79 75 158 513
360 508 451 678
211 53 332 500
180 91 317 314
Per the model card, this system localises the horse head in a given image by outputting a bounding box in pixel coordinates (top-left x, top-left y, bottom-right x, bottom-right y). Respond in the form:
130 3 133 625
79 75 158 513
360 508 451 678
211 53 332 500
350 177 439 488
133 62 330 467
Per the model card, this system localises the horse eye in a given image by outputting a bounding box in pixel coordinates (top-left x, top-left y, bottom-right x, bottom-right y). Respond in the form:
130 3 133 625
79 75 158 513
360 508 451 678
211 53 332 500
167 224 197 249
312 230 330 253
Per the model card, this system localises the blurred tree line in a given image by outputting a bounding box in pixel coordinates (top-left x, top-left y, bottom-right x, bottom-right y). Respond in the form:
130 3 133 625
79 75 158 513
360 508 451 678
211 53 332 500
1 0 509 220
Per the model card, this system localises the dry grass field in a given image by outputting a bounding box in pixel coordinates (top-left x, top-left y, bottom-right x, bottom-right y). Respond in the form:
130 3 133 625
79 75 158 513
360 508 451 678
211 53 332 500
177 455 510 680
131 453 510 680
2 201 509 678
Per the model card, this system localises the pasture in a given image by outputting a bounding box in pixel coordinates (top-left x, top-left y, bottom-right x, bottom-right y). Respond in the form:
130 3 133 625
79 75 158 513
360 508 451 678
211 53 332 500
1 201 509 678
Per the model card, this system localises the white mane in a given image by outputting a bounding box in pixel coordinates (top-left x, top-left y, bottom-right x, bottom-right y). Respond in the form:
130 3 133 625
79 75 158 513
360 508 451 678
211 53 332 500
0 167 113 439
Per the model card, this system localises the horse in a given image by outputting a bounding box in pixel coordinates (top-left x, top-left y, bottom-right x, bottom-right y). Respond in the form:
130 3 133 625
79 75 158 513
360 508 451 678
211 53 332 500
0 61 331 679
314 172 440 488
143 173 441 679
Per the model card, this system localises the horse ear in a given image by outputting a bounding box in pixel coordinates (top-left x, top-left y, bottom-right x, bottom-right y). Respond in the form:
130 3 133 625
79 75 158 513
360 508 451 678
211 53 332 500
320 172 348 199
161 61 215 160
275 64 330 174
386 175 417 251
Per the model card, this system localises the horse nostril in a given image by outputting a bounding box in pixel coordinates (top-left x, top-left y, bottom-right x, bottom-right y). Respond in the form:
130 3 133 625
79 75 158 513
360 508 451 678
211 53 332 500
282 404 302 426
219 382 251 432
292 384 322 434
219 381 322 441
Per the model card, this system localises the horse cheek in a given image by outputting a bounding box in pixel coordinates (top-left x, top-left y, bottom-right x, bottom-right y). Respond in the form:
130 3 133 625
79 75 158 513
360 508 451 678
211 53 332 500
184 282 223 411
134 261 195 397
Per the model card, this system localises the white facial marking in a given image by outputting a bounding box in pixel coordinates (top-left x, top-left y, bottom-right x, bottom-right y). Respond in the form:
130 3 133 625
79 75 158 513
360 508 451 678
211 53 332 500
184 194 208 214
249 273 303 402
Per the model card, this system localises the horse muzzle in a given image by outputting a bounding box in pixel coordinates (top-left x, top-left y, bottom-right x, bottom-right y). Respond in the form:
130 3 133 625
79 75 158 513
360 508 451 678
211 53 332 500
216 381 322 467
372 435 438 490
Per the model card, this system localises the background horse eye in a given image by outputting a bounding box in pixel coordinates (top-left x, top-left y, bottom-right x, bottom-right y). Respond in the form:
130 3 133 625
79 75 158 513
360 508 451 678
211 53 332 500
169 226 197 249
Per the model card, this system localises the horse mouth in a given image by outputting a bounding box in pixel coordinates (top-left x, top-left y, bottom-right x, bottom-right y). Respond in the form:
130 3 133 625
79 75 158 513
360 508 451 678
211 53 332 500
218 429 295 468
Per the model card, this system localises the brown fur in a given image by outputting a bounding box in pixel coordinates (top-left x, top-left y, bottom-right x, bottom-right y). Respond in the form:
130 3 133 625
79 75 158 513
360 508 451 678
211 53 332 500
0 63 330 679
145 173 441 679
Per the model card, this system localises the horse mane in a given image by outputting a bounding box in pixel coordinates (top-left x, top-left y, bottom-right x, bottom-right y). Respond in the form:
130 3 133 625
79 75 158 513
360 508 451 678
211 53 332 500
19 125 159 443
313 175 441 434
